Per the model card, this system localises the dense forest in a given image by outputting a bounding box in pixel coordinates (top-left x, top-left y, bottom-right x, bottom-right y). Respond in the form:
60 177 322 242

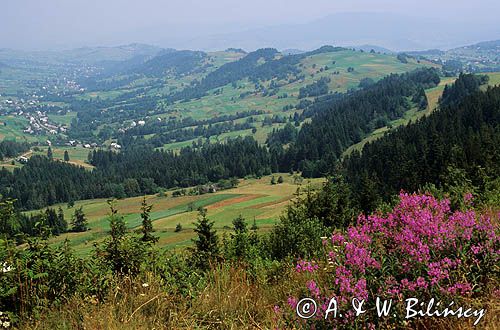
0 140 30 160
277 68 441 176
128 50 207 78
0 137 272 210
344 74 500 210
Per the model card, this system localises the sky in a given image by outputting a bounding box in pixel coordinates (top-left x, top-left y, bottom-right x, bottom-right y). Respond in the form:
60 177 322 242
1 0 499 50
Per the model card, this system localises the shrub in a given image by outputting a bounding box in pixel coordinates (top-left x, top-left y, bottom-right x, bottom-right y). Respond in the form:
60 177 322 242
283 192 499 328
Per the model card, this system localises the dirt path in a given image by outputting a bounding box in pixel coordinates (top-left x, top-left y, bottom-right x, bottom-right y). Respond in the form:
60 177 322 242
2 149 33 163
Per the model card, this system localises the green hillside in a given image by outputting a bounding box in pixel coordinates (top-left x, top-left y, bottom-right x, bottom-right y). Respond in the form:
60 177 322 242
0 46 438 157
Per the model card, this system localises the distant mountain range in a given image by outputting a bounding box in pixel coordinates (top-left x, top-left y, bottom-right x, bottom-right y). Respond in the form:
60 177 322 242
173 12 499 52
1 37 499 71
0 43 164 66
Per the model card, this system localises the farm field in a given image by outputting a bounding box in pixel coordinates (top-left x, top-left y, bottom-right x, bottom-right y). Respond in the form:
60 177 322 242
33 174 324 255
163 51 436 119
0 116 45 143
153 50 437 150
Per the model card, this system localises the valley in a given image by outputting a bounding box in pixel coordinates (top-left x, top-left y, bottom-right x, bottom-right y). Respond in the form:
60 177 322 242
0 9 499 328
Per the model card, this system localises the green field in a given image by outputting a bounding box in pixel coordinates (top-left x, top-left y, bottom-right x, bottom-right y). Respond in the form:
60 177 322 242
29 174 323 255
0 115 44 142
485 72 500 87
33 146 94 168
47 111 77 126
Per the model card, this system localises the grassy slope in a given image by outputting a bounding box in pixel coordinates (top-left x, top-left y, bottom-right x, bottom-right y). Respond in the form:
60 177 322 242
485 72 500 87
155 51 437 150
33 174 323 255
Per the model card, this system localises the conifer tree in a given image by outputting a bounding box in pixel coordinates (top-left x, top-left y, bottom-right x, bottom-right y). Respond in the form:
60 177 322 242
63 150 70 162
140 197 157 243
104 200 129 273
108 200 126 240
192 208 218 269
71 207 88 232
47 147 53 160
271 176 277 185
0 198 19 239
231 215 249 259
57 206 68 233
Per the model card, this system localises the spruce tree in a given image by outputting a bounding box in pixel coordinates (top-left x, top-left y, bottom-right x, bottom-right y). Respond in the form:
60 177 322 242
231 215 249 259
71 207 88 232
63 150 70 162
271 176 277 185
47 146 53 160
104 200 128 273
57 206 68 233
108 200 126 239
0 198 19 239
192 208 218 269
140 197 157 243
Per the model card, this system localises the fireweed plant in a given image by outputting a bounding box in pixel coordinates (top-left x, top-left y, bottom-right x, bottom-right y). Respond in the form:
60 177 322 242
282 192 499 328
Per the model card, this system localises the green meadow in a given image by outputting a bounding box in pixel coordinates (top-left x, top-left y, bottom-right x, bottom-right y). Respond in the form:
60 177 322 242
30 174 324 255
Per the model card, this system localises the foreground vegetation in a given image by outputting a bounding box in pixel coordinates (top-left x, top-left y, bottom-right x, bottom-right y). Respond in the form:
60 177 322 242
0 183 498 329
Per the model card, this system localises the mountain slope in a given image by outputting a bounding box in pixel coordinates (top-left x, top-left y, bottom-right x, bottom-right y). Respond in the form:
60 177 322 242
343 74 500 207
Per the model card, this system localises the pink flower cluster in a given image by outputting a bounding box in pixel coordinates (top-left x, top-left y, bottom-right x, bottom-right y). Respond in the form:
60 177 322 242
295 259 319 273
287 192 500 325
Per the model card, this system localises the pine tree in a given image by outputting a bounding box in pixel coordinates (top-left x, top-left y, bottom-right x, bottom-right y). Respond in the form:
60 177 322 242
71 207 88 232
64 150 70 162
192 208 218 269
277 176 284 184
0 198 19 238
47 147 53 160
108 200 126 239
231 215 249 259
57 206 68 233
140 197 157 243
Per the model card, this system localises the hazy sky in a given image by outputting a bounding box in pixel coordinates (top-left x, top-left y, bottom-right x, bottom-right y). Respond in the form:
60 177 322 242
1 0 499 50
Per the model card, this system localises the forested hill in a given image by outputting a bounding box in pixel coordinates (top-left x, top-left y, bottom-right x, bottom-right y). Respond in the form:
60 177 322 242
0 141 30 160
169 46 344 102
275 68 440 176
128 50 208 78
343 74 499 210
